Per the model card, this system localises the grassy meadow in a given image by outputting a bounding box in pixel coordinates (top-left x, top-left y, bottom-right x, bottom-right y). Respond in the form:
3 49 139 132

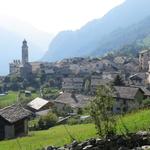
0 91 18 108
0 124 96 150
0 109 150 150
0 91 39 108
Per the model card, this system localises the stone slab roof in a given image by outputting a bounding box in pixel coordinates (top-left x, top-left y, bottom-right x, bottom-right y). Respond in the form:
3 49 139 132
0 104 31 123
55 92 91 108
114 86 143 100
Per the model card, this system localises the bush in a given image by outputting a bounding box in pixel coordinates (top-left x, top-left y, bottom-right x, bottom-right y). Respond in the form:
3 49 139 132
89 85 116 138
67 116 93 125
67 118 79 125
38 112 58 130
142 98 150 107
42 87 60 99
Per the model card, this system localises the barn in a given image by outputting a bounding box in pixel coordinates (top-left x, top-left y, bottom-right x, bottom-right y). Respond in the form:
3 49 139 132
0 104 31 140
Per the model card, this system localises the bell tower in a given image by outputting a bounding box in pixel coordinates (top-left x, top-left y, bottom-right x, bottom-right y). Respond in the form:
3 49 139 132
22 39 28 65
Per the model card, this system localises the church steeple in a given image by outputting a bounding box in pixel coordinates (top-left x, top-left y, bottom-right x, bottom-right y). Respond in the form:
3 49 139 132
22 39 28 65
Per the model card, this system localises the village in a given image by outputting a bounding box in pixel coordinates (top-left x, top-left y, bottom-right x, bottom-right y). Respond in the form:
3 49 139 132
0 40 149 142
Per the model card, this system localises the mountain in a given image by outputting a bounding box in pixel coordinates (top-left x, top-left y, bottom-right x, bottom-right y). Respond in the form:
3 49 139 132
43 0 150 61
0 16 54 75
92 16 150 56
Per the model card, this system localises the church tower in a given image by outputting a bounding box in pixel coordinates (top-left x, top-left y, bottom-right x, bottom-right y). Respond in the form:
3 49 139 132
22 39 28 65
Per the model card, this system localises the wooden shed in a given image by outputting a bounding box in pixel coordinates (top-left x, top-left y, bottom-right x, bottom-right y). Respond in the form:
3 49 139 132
0 104 31 140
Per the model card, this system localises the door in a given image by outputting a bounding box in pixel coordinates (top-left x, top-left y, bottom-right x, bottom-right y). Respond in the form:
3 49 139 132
0 125 5 140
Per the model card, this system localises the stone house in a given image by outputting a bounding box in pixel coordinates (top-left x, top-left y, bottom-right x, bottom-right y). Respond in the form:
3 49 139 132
0 105 31 140
30 62 42 74
139 49 150 71
102 71 125 81
54 92 91 114
129 73 147 86
131 86 150 99
27 97 54 113
90 76 111 94
40 62 56 75
9 60 22 75
113 86 144 113
62 78 84 93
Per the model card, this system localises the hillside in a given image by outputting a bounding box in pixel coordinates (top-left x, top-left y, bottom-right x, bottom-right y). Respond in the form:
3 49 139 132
43 0 150 61
93 16 150 56
0 109 150 150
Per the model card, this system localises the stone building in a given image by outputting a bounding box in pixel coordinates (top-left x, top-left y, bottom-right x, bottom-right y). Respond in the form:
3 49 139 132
30 62 42 74
139 49 150 71
54 92 91 114
9 60 22 75
129 73 147 86
9 40 32 79
147 61 150 85
113 86 144 113
62 78 84 92
22 40 28 65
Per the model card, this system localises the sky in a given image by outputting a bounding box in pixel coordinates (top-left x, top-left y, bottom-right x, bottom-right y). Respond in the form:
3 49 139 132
0 0 125 34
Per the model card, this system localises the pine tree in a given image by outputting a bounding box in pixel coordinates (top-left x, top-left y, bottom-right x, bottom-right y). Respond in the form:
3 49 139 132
113 75 125 86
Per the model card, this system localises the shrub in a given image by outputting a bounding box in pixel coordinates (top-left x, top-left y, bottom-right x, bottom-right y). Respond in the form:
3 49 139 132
143 98 150 107
67 118 79 125
38 112 58 130
89 85 116 138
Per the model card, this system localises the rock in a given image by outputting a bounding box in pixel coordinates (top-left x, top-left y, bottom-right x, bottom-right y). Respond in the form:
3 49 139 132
88 138 96 145
118 146 129 150
58 147 66 150
136 131 150 137
73 144 83 150
141 145 150 150
132 147 142 150
71 140 79 148
78 141 88 148
43 131 150 150
90 146 100 150
83 145 93 150
95 138 104 145
45 146 56 150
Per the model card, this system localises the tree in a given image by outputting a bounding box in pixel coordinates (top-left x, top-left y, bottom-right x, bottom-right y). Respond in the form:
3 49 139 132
89 85 116 138
113 75 125 86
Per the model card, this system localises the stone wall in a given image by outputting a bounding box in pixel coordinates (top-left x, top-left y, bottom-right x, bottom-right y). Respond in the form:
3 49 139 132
44 131 150 150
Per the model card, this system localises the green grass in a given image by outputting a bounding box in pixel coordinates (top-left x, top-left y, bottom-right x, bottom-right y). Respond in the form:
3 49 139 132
0 91 39 108
0 109 150 150
0 91 18 108
117 109 150 133
0 124 96 150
